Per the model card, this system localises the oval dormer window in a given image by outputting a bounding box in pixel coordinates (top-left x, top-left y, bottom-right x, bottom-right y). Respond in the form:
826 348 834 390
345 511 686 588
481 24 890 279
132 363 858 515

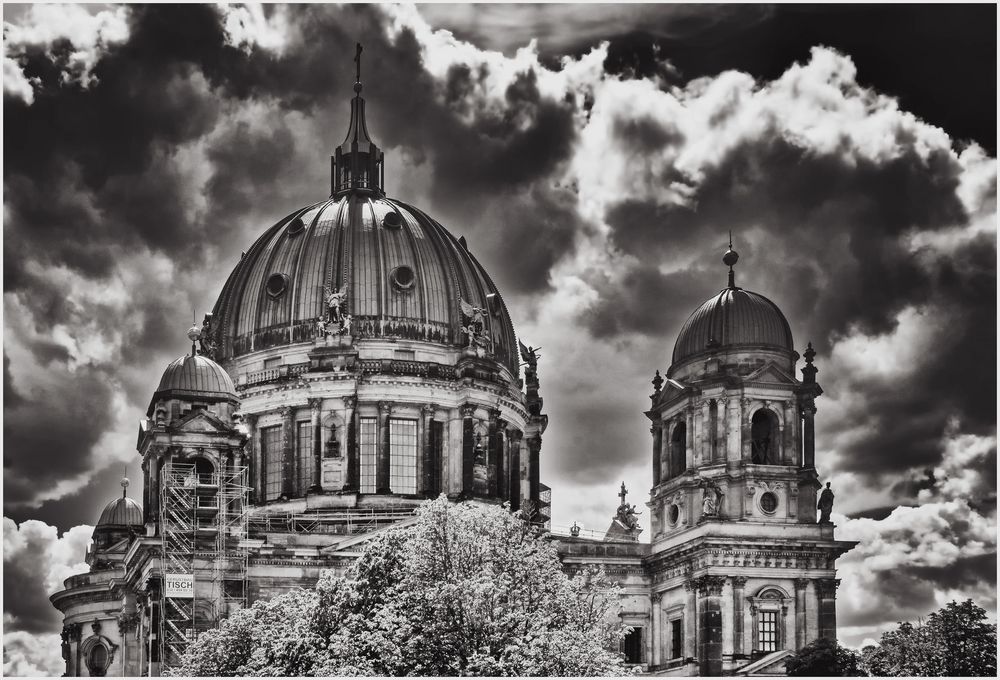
382 211 403 229
390 265 415 291
759 491 778 514
287 216 305 236
266 273 289 298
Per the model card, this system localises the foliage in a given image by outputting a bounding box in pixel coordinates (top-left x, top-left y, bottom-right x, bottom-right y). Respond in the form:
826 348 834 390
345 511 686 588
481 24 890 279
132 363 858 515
785 637 862 676
860 599 996 677
174 496 633 676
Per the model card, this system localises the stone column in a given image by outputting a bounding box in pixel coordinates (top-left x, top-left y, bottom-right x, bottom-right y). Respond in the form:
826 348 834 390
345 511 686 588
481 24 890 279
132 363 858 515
740 397 752 462
309 398 323 492
660 420 670 481
802 399 817 469
488 408 502 498
280 406 295 497
376 401 392 493
651 424 663 486
421 404 436 496
727 396 741 462
147 453 161 534
528 434 542 507
816 578 839 641
783 401 796 465
343 396 357 491
698 400 709 467
794 578 808 649
685 407 695 472
243 414 258 503
684 581 698 662
697 575 726 676
652 592 663 667
461 404 476 496
508 430 523 511
712 395 729 460
732 576 747 658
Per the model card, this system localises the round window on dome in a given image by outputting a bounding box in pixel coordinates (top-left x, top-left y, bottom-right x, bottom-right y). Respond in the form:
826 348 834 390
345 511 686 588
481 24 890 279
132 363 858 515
390 265 415 291
667 504 680 525
265 273 289 298
382 211 403 229
759 491 778 514
287 216 305 235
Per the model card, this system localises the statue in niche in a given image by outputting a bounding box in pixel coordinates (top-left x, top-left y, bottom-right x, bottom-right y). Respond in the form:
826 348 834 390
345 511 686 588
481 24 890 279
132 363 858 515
702 479 723 517
817 481 835 523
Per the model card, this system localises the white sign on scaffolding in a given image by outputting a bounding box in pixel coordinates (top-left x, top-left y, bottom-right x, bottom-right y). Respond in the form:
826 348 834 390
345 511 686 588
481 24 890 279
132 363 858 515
164 573 194 598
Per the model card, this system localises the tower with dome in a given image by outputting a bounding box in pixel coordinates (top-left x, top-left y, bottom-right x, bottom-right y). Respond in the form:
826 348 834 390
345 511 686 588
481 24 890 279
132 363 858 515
50 47 853 677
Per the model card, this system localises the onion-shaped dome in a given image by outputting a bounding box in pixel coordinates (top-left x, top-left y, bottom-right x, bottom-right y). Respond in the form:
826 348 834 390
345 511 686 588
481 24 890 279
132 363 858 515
97 496 143 528
148 353 237 414
671 243 793 366
206 55 519 377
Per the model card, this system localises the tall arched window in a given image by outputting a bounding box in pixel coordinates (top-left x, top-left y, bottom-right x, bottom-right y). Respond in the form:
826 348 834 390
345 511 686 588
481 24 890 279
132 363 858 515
670 422 686 479
751 410 780 464
709 400 719 462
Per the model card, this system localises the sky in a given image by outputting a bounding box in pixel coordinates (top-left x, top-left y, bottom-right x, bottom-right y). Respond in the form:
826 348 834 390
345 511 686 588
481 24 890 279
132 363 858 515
2 2 996 674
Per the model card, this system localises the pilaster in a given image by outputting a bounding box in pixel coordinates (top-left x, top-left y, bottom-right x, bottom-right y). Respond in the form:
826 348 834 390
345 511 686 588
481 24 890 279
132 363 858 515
308 397 323 492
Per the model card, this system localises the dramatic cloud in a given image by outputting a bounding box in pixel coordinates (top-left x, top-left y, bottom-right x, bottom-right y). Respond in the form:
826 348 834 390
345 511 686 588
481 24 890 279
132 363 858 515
3 1 994 658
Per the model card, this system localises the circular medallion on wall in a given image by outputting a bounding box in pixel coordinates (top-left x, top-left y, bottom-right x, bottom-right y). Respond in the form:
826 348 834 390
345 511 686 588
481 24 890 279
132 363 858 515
759 490 778 514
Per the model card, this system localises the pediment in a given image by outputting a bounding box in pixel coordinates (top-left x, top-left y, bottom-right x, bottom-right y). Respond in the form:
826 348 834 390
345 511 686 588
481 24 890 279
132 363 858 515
744 361 797 385
735 649 794 676
171 410 230 433
657 378 688 406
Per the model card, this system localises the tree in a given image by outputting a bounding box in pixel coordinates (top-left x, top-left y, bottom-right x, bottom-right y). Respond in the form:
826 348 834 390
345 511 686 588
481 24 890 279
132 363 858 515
785 637 862 676
860 599 996 677
174 496 633 676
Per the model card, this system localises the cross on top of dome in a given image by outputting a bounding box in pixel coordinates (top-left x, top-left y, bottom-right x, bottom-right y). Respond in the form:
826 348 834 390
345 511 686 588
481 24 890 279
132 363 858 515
332 42 385 197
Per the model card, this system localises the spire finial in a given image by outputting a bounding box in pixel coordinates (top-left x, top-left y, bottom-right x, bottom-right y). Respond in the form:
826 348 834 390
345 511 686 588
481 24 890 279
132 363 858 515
120 465 129 498
187 318 202 356
354 42 363 93
722 233 739 289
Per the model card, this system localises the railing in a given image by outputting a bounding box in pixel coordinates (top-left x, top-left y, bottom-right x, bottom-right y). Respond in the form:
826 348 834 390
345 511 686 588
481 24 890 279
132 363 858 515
248 506 417 536
548 525 609 541
240 362 310 387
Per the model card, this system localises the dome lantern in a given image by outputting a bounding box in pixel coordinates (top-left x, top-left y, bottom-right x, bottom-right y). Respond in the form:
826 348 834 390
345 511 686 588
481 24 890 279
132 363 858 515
331 42 385 197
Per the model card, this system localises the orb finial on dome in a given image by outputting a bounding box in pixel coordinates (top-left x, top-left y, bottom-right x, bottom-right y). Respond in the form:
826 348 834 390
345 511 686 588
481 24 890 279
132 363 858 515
120 466 130 499
723 231 739 289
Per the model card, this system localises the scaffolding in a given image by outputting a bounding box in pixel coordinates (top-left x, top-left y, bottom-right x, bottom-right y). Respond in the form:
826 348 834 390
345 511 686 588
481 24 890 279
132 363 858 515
159 461 248 670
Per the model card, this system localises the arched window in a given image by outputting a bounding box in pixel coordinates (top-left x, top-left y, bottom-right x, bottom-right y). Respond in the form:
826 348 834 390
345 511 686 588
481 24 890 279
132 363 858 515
670 422 687 479
749 587 791 656
750 410 780 465
88 644 109 676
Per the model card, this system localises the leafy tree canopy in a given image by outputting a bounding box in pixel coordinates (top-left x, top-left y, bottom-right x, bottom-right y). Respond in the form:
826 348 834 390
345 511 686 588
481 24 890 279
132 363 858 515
861 599 997 677
785 637 862 676
172 497 633 676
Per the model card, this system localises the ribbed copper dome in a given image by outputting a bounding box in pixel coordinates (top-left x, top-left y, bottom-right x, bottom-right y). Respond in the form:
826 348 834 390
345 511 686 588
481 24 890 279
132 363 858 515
209 196 519 375
150 354 237 411
672 287 794 365
96 496 143 527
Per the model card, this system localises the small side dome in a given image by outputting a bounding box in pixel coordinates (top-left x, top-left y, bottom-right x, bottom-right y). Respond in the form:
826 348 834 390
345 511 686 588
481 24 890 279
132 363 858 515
148 353 237 415
97 496 143 528
672 287 793 365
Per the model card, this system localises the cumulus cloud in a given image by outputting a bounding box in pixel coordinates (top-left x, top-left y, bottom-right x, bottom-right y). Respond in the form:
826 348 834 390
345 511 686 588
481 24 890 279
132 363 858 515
2 518 92 633
2 630 65 676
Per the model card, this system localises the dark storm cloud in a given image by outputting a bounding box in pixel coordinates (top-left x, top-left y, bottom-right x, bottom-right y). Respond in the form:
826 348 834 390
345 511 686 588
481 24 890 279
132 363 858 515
3 361 115 507
580 122 993 493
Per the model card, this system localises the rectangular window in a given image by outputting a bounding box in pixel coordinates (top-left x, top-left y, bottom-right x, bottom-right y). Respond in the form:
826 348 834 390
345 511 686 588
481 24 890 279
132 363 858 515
389 418 418 494
670 619 683 660
359 417 377 493
758 610 778 652
261 425 283 501
296 421 313 495
621 626 643 664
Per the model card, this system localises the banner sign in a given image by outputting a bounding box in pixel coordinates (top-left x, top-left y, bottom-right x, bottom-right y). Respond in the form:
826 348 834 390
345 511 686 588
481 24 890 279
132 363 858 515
164 573 194 598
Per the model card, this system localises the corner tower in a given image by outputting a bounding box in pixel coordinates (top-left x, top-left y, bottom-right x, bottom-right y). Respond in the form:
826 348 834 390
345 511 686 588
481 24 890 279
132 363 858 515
643 243 855 676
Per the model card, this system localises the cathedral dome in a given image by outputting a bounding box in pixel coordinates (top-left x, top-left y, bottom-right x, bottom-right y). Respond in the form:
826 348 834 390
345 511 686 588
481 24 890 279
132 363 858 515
671 244 793 366
96 496 143 528
205 57 519 378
